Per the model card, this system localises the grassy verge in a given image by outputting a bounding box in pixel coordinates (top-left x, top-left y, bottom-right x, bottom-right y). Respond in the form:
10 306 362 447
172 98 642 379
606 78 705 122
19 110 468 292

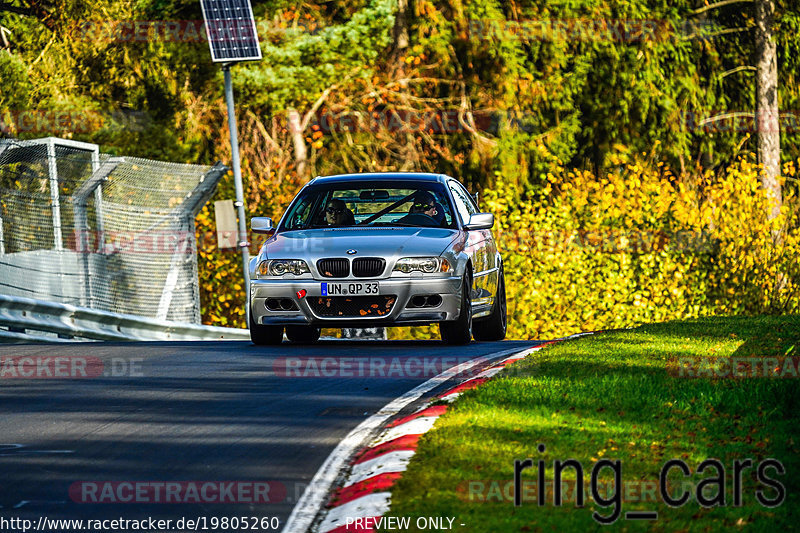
384 315 800 531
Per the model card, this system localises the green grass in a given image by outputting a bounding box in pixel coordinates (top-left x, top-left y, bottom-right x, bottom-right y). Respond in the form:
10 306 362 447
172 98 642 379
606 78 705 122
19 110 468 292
384 316 800 532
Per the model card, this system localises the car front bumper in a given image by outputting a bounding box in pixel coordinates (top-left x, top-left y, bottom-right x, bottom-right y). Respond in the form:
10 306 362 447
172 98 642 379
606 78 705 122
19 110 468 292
250 276 463 327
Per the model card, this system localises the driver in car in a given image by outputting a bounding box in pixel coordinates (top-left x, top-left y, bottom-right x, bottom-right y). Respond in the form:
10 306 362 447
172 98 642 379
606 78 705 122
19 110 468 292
409 191 439 219
325 198 354 226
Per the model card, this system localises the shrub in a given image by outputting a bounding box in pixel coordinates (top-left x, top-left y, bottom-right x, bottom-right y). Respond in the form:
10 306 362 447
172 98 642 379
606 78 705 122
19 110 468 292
484 151 800 340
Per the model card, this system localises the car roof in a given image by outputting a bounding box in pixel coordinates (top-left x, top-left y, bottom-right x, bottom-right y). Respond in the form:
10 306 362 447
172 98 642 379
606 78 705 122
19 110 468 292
308 172 450 185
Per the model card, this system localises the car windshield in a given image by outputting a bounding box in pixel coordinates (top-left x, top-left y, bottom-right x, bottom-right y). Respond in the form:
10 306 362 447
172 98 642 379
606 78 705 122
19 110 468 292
281 181 456 230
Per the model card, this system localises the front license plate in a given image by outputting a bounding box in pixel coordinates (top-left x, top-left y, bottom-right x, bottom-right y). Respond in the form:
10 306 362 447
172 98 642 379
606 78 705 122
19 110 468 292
320 282 380 296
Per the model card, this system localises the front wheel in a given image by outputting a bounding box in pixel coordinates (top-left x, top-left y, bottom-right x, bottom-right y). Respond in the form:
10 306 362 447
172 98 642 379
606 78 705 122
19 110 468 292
473 268 507 341
285 325 322 344
439 275 472 345
249 310 284 345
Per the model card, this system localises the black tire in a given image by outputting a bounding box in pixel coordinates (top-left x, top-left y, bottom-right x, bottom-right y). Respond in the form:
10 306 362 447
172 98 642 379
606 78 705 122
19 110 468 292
249 310 283 345
439 275 472 345
473 268 507 341
285 325 322 344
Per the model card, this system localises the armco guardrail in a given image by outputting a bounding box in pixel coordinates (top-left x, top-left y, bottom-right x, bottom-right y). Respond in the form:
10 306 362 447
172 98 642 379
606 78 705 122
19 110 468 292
0 294 249 343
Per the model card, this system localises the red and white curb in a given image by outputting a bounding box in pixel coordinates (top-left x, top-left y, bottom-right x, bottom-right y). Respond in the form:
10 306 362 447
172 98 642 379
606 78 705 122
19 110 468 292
313 341 563 533
281 348 530 533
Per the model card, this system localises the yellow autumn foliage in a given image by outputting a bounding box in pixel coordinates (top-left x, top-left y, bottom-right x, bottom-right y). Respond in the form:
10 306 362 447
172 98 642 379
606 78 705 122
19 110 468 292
486 156 800 339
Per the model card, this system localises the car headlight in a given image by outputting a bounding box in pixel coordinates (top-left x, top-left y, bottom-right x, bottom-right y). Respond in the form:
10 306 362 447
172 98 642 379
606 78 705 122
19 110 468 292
257 259 310 276
393 257 451 274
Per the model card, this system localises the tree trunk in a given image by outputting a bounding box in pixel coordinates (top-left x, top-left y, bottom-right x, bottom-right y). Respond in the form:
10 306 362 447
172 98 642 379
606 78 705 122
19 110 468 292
755 0 782 222
287 108 307 179
393 0 410 52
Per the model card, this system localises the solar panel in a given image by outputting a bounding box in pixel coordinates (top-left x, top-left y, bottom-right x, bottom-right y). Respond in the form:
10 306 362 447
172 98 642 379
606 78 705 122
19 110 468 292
200 0 262 62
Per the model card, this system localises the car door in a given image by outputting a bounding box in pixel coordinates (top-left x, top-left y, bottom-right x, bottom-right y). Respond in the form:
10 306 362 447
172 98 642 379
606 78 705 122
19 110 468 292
448 181 497 314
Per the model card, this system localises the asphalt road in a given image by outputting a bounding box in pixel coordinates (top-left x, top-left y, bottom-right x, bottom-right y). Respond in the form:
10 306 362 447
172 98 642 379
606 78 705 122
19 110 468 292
0 339 537 531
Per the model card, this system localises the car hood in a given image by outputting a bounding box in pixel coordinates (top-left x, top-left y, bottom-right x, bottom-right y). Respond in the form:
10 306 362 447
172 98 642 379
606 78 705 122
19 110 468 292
263 227 459 259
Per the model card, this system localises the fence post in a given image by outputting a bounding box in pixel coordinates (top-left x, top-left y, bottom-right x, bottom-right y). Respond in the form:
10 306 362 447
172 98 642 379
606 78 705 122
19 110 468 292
0 203 4 255
46 139 63 250
0 142 8 254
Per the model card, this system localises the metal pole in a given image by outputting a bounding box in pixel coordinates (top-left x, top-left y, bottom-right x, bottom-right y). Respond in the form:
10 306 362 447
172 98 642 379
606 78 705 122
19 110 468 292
47 140 63 250
91 148 105 253
0 141 5 254
223 65 251 325
0 208 5 255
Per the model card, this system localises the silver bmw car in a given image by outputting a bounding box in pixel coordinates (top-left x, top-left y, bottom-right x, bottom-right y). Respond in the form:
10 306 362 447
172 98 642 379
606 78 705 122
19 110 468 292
247 173 506 345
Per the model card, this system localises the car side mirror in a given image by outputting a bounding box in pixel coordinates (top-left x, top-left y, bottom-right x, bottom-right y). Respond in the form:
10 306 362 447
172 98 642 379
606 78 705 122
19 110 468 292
464 213 494 230
251 217 273 233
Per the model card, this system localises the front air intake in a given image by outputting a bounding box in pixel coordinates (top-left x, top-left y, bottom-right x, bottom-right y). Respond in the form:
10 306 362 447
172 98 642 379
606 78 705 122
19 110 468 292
309 295 397 317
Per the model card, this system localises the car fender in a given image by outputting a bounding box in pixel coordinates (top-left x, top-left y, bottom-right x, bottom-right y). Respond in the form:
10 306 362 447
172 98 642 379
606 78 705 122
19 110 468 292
441 231 473 280
248 256 259 278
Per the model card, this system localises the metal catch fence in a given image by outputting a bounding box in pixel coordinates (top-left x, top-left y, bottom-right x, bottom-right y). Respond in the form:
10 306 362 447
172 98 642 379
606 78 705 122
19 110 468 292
0 137 226 324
